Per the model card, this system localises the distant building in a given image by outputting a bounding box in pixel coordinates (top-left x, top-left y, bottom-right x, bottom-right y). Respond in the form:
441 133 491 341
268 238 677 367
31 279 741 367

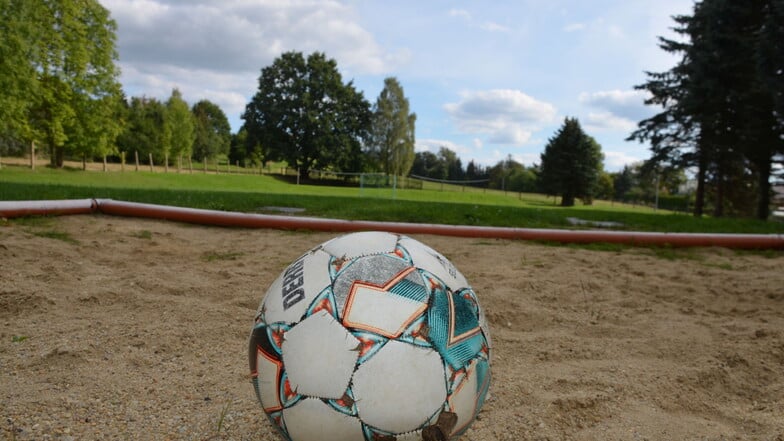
774 184 784 204
678 180 698 194
773 183 784 220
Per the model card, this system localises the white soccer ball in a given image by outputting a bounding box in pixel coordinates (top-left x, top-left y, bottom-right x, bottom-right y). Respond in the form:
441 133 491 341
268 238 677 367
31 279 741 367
249 231 491 441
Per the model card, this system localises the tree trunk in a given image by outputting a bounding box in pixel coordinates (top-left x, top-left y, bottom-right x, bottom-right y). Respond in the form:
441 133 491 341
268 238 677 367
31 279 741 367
561 192 575 207
694 152 706 217
755 159 772 220
714 165 725 217
52 144 64 168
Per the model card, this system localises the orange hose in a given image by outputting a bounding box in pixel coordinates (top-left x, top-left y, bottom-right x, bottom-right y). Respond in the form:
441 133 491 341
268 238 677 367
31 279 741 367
1 198 782 249
94 199 783 249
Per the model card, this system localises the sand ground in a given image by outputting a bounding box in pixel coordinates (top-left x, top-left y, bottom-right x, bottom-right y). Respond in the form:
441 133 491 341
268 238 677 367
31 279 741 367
1 215 782 440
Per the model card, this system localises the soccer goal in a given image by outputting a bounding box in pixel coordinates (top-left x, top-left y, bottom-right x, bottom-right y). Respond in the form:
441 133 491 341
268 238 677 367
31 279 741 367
359 173 396 199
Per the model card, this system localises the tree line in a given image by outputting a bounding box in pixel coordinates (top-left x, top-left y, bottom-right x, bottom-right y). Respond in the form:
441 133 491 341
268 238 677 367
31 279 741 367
629 0 784 219
410 118 685 209
0 1 417 176
2 0 781 218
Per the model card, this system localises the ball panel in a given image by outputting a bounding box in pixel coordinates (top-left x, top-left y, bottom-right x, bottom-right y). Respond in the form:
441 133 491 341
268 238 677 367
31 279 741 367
352 340 446 434
399 237 468 289
342 269 428 338
332 254 410 315
283 398 365 441
251 232 491 440
321 231 399 259
255 346 284 412
249 324 285 413
447 358 481 436
427 285 486 370
282 310 360 399
263 250 333 325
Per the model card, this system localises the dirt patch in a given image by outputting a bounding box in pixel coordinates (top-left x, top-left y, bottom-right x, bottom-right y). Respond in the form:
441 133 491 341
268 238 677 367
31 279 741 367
1 215 782 440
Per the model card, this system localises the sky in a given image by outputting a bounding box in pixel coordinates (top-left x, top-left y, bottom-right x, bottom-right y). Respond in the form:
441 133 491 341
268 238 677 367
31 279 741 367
99 0 695 172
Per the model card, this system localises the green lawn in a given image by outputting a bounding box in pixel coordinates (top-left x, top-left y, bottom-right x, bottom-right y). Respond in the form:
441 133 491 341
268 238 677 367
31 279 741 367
2 163 782 234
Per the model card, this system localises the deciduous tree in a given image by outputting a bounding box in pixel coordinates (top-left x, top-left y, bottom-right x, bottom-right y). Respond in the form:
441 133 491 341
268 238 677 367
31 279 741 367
192 100 231 161
242 51 370 177
0 0 122 167
163 89 195 164
367 77 416 177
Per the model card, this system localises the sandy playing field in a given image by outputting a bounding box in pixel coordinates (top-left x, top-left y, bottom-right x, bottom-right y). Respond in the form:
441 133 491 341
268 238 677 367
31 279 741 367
1 214 782 440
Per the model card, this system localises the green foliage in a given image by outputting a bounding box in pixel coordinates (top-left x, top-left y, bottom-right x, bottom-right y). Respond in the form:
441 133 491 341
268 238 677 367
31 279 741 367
116 97 167 164
411 151 445 179
0 0 39 141
192 99 231 161
0 0 122 167
164 89 195 162
242 51 371 176
3 166 783 234
539 118 604 206
630 0 784 219
595 172 614 201
367 77 416 176
411 147 465 181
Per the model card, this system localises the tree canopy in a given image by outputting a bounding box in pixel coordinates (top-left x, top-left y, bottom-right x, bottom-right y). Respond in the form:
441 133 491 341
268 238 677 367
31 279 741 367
539 117 604 206
241 51 371 176
163 89 195 162
0 0 123 167
629 0 784 219
192 99 231 161
367 77 417 177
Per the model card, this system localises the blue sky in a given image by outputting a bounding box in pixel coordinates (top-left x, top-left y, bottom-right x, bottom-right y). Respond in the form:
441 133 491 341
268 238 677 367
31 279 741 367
100 0 695 171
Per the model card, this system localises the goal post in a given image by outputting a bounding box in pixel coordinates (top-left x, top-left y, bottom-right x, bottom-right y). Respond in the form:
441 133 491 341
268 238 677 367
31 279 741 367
359 173 396 199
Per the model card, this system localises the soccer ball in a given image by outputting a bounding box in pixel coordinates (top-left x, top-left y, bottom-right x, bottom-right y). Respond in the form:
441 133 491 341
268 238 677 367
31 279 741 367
249 231 491 441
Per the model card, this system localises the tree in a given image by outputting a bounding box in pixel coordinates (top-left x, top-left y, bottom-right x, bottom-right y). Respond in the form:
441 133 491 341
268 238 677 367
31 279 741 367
613 165 635 201
411 151 445 179
630 0 784 219
191 100 230 161
465 160 488 183
539 118 604 206
438 147 464 180
242 51 371 177
0 0 38 142
367 77 416 177
0 0 122 167
163 89 195 164
116 96 166 164
595 172 615 201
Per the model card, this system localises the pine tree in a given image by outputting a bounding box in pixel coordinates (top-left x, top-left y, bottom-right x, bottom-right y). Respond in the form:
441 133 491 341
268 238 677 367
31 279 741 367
539 118 604 206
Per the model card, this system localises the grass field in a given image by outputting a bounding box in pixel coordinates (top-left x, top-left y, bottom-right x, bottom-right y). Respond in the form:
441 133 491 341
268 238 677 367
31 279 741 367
2 162 783 234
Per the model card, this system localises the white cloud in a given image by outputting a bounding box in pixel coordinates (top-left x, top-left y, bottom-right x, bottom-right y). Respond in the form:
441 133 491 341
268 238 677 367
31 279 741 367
563 23 586 32
604 151 643 170
101 0 398 130
448 8 509 33
579 89 654 124
479 21 511 33
583 111 637 132
607 24 625 38
448 8 471 19
416 139 474 157
444 89 557 146
104 0 391 75
510 152 541 167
